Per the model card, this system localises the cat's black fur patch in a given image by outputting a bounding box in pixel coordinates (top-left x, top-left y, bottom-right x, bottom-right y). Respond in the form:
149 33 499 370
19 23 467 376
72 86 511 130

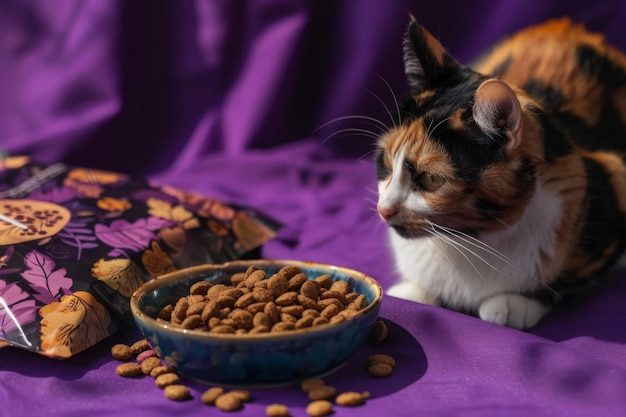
528 106 573 162
374 147 390 180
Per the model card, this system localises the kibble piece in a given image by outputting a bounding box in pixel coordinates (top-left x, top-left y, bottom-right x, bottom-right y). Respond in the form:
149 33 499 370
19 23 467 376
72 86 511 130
312 317 329 326
221 318 236 327
254 281 268 290
264 301 281 323
186 300 208 316
306 400 333 417
111 344 132 361
335 391 367 406
266 403 290 417
320 290 346 304
216 295 237 308
371 319 388 343
320 304 339 319
271 322 295 332
245 270 266 288
230 272 246 286
187 294 205 305
249 325 270 334
368 353 396 367
350 294 367 311
318 298 343 310
314 274 332 289
136 349 157 363
158 304 174 320
190 280 212 295
329 314 345 324
211 325 235 334
115 362 142 377
295 316 314 329
201 387 225 405
155 372 180 388
141 356 162 374
302 309 320 318
231 309 254 329
275 291 298 306
230 389 252 402
278 265 302 279
164 384 191 401
300 281 319 301
130 339 150 354
297 295 321 311
247 302 267 314
280 313 297 323
281 305 304 318
301 377 325 392
222 288 244 299
368 362 393 377
234 292 256 308
219 307 232 318
308 385 337 401
253 312 272 328
267 273 289 297
173 298 189 321
344 292 358 303
207 283 228 299
150 365 171 378
201 301 218 322
215 393 243 411
329 280 349 295
245 265 260 277
288 273 308 291
181 314 203 329
253 288 274 303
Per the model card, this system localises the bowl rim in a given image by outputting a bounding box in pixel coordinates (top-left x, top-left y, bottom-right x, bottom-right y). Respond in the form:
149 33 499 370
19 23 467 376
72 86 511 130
130 259 383 342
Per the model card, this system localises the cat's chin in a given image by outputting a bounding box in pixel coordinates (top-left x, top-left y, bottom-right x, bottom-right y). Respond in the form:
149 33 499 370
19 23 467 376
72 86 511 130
390 225 430 239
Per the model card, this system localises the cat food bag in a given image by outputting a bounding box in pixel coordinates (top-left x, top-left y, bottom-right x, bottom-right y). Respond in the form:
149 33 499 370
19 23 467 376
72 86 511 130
0 156 279 358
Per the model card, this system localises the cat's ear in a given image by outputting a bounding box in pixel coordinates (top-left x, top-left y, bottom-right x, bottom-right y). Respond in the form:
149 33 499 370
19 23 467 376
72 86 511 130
403 18 460 93
473 79 522 153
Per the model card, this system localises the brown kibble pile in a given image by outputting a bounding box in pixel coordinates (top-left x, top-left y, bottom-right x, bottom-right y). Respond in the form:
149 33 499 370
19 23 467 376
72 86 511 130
367 353 396 377
156 265 369 335
201 388 251 412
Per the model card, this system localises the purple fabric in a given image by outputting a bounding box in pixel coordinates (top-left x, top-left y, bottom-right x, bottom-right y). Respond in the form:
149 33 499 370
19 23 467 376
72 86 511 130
1 1 626 416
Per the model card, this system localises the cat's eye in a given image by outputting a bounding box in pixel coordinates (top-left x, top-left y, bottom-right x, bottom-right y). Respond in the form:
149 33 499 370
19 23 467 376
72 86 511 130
420 173 446 191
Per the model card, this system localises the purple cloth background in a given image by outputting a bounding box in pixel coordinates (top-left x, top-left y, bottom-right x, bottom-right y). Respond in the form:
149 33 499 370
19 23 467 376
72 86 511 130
1 1 625 416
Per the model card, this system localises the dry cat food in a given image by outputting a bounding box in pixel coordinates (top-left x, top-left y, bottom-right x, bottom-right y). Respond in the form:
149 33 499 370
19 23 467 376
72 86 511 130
368 353 396 377
110 344 132 361
266 403 290 417
164 384 191 401
370 319 388 343
306 400 334 417
115 362 142 377
335 391 370 406
155 265 370 334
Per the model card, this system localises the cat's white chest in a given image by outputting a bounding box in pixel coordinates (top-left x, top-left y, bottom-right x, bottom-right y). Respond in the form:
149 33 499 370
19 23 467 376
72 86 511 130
388 185 562 311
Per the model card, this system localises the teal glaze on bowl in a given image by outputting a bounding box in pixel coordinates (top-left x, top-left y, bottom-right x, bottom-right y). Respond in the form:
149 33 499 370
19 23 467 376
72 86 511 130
130 260 383 387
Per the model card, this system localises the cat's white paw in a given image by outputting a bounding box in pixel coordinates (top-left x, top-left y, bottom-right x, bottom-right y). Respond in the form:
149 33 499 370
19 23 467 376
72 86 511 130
478 293 549 329
387 282 439 305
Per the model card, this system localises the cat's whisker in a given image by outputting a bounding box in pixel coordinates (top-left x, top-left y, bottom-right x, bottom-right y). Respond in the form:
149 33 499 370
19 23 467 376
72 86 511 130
358 149 379 161
426 116 452 138
426 226 487 282
323 128 380 144
313 115 388 133
363 87 397 128
377 74 401 127
365 187 378 197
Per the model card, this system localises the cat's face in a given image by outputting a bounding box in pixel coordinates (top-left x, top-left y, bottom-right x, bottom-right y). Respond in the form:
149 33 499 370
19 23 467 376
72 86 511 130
376 20 540 238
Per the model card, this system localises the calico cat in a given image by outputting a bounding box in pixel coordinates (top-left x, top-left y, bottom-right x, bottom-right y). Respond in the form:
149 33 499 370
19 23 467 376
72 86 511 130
376 18 626 329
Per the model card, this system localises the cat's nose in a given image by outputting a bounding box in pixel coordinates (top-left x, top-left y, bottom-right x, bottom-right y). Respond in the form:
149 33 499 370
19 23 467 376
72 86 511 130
378 205 399 221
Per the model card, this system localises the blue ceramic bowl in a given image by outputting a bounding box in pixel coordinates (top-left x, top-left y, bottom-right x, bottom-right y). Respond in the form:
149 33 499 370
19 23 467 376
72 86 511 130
130 260 383 387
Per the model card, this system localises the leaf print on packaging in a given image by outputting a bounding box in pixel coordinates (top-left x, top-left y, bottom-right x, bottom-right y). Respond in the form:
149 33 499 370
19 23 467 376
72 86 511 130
97 197 132 213
0 280 36 338
95 217 172 252
159 226 186 260
233 212 278 251
0 200 71 246
91 258 144 298
20 250 73 304
39 291 110 358
146 198 200 229
58 220 99 260
142 241 176 278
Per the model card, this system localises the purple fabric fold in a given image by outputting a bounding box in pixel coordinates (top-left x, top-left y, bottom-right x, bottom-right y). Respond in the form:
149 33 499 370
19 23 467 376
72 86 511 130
1 1 625 416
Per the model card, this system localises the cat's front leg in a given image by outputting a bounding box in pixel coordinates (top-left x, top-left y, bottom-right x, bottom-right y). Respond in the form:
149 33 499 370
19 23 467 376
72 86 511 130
478 293 550 329
387 281 439 305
